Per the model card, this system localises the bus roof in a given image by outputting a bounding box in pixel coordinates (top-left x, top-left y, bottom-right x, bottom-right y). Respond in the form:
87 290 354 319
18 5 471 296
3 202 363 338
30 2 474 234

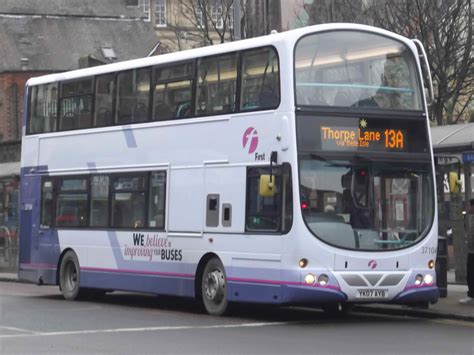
26 23 417 87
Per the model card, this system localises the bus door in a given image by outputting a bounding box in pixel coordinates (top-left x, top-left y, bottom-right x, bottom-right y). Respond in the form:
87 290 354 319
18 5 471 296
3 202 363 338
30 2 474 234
36 178 57 265
18 175 42 280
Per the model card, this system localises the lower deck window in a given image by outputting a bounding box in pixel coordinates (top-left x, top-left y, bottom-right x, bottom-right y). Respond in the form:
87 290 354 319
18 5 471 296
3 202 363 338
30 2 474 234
40 171 167 230
56 178 88 227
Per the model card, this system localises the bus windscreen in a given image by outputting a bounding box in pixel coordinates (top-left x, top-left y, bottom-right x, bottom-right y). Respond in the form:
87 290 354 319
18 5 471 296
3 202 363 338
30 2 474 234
294 30 423 111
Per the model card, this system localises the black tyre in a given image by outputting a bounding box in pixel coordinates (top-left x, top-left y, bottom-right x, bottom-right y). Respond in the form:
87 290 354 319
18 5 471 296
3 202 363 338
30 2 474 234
59 251 85 300
201 258 229 316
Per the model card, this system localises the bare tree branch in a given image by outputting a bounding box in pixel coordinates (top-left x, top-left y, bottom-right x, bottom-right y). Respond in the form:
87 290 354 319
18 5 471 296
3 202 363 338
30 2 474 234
305 0 473 125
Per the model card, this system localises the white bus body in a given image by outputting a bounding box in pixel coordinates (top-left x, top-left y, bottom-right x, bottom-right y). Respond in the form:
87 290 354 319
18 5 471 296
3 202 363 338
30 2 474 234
19 23 438 315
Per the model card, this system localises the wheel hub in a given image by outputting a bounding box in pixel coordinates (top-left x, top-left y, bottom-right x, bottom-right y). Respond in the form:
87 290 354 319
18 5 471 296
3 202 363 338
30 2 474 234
204 269 224 301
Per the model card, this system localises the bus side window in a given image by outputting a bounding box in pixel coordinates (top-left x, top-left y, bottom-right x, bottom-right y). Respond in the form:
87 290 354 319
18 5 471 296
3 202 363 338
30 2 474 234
245 163 292 233
153 62 193 121
29 83 58 134
59 78 93 131
55 178 89 228
94 74 115 127
90 175 109 228
241 47 280 111
41 179 54 228
116 68 151 125
196 53 237 116
111 174 147 229
148 171 166 229
281 163 293 233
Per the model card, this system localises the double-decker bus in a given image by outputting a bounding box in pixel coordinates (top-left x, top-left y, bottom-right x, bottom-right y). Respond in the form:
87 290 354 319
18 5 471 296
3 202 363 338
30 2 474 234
19 23 437 315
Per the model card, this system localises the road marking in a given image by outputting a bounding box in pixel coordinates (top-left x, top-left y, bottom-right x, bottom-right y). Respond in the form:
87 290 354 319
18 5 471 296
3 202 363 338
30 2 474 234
0 321 294 339
0 326 42 335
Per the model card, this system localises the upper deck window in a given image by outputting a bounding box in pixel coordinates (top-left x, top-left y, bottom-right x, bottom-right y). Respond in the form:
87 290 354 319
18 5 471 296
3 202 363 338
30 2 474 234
240 47 280 111
196 53 237 116
294 31 422 110
58 78 93 131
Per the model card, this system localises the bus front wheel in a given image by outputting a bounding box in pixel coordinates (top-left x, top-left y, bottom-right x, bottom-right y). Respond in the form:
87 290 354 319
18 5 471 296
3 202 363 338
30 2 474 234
59 251 85 300
201 258 229 316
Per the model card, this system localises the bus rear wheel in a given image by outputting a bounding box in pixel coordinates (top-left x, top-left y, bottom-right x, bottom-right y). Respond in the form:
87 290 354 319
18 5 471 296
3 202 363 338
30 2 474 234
201 258 229 316
59 251 85 300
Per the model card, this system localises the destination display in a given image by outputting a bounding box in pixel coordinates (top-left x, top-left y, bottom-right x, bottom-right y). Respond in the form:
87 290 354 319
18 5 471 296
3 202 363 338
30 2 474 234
297 115 429 154
320 125 407 151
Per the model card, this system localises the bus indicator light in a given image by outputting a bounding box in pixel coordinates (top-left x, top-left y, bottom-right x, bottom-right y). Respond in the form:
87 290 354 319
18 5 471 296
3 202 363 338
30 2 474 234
428 260 435 269
299 258 308 268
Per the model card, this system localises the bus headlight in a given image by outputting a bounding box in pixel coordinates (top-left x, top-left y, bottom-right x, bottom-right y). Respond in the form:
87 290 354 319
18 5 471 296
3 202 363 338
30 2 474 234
318 274 329 286
423 274 434 285
415 274 423 286
304 273 316 285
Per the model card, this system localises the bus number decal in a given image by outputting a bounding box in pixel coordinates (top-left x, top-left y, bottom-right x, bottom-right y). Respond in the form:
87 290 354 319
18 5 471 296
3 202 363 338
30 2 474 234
421 246 437 255
123 233 183 262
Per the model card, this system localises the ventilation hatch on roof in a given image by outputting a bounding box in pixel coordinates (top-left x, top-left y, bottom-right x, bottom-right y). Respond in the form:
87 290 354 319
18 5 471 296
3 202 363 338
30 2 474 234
101 46 117 60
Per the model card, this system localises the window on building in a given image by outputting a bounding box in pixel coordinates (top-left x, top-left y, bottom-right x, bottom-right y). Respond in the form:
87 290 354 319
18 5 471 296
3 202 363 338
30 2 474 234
211 1 224 29
116 68 151 124
196 5 204 27
59 78 94 131
241 47 280 110
56 178 89 228
155 0 167 27
196 53 237 115
29 83 58 134
139 0 151 21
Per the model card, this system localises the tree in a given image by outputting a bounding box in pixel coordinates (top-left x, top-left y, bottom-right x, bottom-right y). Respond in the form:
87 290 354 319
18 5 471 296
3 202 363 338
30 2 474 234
178 0 235 45
304 0 473 125
241 0 282 39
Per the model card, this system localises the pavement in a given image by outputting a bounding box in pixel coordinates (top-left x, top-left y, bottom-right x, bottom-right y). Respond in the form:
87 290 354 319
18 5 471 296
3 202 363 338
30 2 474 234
1 267 472 322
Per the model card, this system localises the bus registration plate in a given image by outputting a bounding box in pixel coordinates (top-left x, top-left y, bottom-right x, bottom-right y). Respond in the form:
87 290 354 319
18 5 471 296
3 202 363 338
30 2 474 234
356 289 388 299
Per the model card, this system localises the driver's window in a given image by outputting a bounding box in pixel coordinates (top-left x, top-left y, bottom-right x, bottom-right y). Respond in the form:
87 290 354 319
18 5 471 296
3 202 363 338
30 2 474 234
246 166 281 232
245 164 292 233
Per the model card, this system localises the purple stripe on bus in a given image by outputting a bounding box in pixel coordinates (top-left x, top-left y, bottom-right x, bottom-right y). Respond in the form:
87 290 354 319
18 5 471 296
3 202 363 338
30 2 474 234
228 277 341 290
20 263 57 269
81 266 194 278
403 283 435 291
